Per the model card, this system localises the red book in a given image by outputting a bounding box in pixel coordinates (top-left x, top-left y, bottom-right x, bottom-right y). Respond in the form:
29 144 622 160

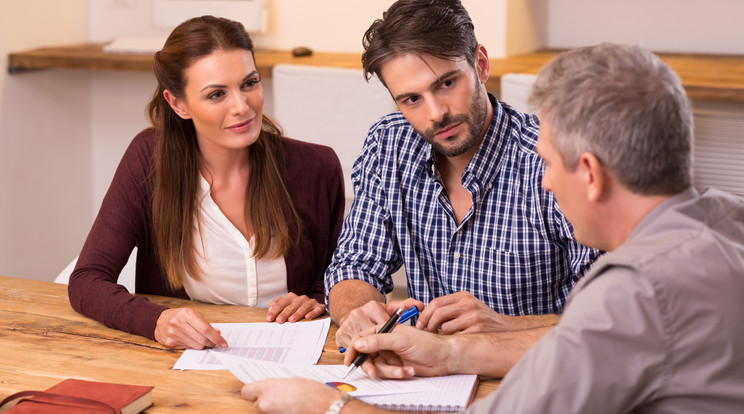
0 378 153 413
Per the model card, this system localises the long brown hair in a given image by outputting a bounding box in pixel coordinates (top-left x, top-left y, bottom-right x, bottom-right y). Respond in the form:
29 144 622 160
146 15 299 289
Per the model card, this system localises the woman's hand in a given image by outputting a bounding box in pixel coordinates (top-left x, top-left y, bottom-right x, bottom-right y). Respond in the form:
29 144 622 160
154 307 228 349
266 292 325 323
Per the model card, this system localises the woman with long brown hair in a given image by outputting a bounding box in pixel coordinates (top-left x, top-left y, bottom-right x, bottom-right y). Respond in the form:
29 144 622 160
68 16 344 349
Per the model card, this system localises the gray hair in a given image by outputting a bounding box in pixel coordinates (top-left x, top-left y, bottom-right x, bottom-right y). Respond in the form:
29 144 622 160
528 43 693 195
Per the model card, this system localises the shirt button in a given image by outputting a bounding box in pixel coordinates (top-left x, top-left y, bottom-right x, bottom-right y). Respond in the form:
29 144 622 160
454 252 461 259
488 183 493 189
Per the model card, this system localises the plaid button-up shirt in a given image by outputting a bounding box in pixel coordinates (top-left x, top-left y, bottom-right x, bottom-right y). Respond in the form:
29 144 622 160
325 95 601 315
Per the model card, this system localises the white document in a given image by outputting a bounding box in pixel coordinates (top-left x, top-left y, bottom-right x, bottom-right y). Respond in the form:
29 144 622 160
359 374 478 411
211 352 438 397
173 318 330 370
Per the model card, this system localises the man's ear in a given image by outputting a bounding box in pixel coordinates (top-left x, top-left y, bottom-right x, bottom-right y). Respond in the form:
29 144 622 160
578 152 606 202
163 89 191 120
474 44 491 85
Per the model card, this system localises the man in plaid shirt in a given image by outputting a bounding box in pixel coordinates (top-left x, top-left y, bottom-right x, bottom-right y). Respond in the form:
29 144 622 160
324 0 601 375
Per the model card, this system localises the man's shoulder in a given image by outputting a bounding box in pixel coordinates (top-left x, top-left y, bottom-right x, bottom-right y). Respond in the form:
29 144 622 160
677 188 744 231
369 111 413 135
580 191 744 289
363 111 429 157
494 100 541 152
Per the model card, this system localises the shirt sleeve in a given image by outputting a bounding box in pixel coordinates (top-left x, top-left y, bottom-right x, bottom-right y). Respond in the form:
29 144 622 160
324 124 401 302
68 132 167 340
469 266 668 414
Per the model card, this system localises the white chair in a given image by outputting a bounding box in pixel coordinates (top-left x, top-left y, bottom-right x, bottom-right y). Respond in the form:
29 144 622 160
499 72 538 114
54 249 137 292
272 64 408 297
271 64 396 205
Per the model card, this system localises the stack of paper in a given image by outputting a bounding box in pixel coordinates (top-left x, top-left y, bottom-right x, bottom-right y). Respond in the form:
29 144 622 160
173 318 330 370
172 318 478 411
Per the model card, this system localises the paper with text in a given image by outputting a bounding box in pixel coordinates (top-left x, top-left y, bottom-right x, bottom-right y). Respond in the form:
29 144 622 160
211 352 438 397
173 318 330 370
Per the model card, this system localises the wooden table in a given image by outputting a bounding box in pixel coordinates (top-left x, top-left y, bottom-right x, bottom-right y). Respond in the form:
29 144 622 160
0 275 498 413
8 44 744 102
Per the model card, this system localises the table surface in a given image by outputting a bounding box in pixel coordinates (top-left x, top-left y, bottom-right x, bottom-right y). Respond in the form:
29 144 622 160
0 275 499 413
8 44 744 102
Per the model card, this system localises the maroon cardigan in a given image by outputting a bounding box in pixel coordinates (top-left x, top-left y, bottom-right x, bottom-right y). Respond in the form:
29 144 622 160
69 129 345 340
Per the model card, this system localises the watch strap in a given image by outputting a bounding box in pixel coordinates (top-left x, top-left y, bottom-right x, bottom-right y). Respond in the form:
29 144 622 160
325 393 354 414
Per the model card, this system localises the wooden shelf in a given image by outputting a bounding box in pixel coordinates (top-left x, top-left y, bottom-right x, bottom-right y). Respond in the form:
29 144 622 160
486 49 744 103
8 43 744 102
6 43 363 75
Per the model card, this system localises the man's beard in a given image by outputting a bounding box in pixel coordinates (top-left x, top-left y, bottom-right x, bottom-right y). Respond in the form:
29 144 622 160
417 87 488 158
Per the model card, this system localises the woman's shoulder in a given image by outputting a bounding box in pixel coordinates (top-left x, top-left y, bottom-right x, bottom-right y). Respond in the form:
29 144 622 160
111 128 158 182
280 136 336 155
118 127 157 165
279 136 341 167
277 137 343 188
130 128 157 153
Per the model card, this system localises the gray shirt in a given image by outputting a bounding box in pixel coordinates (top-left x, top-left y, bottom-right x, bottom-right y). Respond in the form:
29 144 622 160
469 187 744 413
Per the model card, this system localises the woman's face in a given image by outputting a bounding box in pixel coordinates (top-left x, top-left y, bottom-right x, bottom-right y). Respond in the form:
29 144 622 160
166 49 264 156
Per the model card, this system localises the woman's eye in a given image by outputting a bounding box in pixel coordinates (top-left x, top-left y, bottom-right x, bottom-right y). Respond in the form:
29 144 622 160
243 78 260 89
207 91 224 100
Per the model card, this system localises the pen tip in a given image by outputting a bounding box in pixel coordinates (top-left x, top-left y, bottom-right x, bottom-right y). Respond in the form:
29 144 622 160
342 364 354 379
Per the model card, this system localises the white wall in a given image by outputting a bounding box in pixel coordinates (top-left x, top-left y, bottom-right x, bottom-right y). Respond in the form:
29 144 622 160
546 0 744 55
0 0 90 281
89 72 156 212
88 0 510 55
258 0 511 56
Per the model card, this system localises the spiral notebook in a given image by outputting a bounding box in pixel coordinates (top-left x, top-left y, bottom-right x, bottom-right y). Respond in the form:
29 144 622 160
358 374 479 412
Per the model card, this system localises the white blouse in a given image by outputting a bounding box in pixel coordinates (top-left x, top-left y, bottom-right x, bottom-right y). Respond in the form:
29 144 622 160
181 175 288 307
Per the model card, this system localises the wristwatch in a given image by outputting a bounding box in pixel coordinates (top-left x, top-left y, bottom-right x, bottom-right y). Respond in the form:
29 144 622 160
325 393 354 414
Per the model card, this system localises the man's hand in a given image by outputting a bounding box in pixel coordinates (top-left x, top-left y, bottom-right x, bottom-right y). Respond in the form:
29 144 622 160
154 307 227 349
242 378 343 414
265 292 325 323
348 320 555 379
242 378 383 414
345 324 454 379
327 280 386 346
417 291 552 334
335 298 423 349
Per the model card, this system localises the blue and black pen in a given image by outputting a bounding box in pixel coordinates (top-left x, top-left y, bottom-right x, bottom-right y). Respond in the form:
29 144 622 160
342 308 402 378
338 306 419 354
